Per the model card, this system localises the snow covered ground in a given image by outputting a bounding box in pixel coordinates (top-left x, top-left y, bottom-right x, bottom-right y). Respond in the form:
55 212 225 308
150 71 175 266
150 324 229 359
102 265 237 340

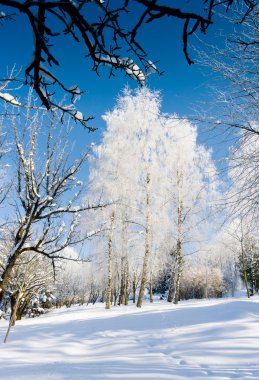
1 297 259 380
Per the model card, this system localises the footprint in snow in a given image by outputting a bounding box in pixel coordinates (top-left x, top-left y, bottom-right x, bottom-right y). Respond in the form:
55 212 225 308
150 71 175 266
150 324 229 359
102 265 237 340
179 359 189 365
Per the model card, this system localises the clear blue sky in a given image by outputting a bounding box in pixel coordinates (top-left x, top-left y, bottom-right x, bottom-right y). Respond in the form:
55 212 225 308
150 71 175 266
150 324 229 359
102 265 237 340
0 3 235 162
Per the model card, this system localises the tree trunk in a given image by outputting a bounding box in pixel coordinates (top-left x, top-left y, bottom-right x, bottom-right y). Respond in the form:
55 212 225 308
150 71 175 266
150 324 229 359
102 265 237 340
137 173 150 308
137 230 149 308
173 175 183 305
119 257 125 306
240 238 250 298
124 257 129 305
0 253 19 306
120 219 129 306
250 244 256 295
133 273 137 304
173 240 183 305
167 258 176 302
4 290 21 343
17 297 30 321
113 288 117 306
167 275 174 302
10 291 20 326
106 212 115 309
149 272 153 303
101 289 106 303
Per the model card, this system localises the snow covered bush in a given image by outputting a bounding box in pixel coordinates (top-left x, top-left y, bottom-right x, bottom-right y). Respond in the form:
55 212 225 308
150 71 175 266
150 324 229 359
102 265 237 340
180 265 224 300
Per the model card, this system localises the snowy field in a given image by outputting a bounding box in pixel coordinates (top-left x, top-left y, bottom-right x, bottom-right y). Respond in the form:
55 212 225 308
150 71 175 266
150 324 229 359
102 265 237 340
1 297 259 380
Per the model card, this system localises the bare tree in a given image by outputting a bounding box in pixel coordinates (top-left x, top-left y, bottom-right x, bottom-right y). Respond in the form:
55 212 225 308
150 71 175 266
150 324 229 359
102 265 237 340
0 109 104 307
0 0 256 128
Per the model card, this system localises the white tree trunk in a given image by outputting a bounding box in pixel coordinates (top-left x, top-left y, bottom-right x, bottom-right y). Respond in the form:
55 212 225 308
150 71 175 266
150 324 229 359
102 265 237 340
137 172 151 308
106 212 115 309
173 170 184 305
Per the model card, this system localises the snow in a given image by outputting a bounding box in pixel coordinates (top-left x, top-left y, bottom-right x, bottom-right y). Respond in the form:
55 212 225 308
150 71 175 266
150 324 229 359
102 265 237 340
1 297 259 379
0 92 21 106
74 111 84 121
148 60 157 73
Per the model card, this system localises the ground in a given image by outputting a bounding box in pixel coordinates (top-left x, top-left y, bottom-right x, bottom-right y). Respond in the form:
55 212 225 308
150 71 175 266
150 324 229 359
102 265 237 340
0 297 259 379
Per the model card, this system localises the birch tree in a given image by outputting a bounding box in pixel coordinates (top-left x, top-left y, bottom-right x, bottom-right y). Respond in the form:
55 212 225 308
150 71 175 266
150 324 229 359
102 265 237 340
85 87 219 306
159 117 219 303
85 87 165 307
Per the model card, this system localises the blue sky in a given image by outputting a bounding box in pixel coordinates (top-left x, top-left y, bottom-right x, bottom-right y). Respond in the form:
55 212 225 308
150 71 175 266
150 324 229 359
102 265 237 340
0 3 235 163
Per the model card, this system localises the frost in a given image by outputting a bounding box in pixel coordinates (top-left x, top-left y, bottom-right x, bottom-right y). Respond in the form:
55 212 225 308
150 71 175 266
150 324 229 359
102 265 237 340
57 221 66 236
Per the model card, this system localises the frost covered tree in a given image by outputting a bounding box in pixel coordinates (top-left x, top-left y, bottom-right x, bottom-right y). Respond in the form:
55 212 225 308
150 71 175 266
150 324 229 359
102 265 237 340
85 88 165 307
0 123 10 207
86 135 130 309
0 0 256 127
84 87 219 306
198 5 258 136
227 132 259 222
180 262 224 300
225 218 259 298
0 108 103 308
55 252 101 307
210 234 240 297
8 252 54 322
241 236 259 295
152 115 219 303
197 5 259 221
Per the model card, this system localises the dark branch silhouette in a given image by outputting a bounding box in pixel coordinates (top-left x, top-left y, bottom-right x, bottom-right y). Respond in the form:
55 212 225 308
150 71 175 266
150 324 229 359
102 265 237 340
0 0 257 129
